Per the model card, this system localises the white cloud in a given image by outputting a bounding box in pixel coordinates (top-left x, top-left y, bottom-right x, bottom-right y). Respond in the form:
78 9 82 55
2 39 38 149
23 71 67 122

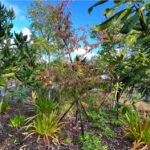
22 27 32 41
3 39 16 48
72 47 96 60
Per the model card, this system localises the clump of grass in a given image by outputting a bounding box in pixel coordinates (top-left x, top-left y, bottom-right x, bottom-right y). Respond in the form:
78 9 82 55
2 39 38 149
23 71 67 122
9 114 25 129
25 112 64 147
0 98 10 113
35 96 58 114
121 105 150 144
102 127 116 138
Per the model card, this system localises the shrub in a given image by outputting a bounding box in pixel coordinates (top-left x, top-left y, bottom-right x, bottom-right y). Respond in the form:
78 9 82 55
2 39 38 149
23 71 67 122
87 110 100 120
102 127 116 138
35 96 58 114
5 85 28 102
111 119 122 127
0 99 10 113
25 112 63 147
63 137 72 145
87 109 109 121
9 114 25 129
121 105 150 144
78 132 107 150
88 109 117 138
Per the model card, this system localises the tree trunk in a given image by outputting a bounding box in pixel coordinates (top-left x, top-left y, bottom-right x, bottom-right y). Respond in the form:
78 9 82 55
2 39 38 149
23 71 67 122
113 88 121 119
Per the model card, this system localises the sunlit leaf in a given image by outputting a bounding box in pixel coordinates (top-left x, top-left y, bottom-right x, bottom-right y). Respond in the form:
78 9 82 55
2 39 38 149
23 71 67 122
121 13 139 34
88 0 108 14
94 9 126 31
2 73 15 77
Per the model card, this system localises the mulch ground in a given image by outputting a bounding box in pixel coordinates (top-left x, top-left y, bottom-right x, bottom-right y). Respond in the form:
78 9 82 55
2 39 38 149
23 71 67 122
0 101 147 150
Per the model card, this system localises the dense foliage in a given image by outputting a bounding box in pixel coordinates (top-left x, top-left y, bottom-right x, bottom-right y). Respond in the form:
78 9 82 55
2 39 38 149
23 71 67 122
0 0 150 149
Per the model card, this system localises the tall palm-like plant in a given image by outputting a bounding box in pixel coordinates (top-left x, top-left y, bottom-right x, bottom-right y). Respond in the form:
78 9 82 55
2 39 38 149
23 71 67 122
88 0 150 51
0 2 41 89
0 2 16 86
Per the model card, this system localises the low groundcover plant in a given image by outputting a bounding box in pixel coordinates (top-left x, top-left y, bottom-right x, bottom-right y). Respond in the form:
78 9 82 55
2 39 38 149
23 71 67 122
25 112 64 147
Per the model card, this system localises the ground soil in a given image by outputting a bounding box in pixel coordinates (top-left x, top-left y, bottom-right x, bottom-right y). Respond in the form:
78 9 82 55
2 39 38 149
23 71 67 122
0 101 149 150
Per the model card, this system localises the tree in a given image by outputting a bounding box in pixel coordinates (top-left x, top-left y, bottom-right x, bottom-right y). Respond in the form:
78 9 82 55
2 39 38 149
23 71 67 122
89 0 150 98
0 2 16 86
28 0 99 64
37 56 101 134
14 32 41 86
88 0 150 52
0 2 42 88
27 1 102 134
91 20 149 118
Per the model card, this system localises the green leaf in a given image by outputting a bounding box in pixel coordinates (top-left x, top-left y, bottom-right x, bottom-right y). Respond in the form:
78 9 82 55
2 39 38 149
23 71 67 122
0 78 6 86
140 1 150 11
122 106 129 114
88 0 108 14
104 0 127 17
103 8 115 17
2 73 15 78
121 13 139 34
0 27 5 37
120 7 132 21
133 24 143 31
23 35 27 41
114 0 129 4
113 0 122 3
138 35 150 45
94 9 126 31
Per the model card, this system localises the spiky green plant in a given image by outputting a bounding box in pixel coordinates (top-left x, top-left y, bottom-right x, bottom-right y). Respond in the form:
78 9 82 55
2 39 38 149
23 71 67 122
35 96 58 114
9 114 25 129
25 112 63 147
0 99 10 113
121 105 150 144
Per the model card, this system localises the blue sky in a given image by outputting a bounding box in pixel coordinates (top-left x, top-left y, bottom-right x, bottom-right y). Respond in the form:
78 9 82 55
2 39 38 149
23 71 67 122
1 0 114 33
1 0 115 58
